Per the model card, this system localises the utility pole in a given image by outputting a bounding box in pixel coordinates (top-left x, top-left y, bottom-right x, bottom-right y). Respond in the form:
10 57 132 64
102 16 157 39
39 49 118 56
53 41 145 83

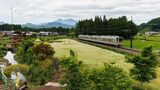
11 7 13 31
130 16 133 49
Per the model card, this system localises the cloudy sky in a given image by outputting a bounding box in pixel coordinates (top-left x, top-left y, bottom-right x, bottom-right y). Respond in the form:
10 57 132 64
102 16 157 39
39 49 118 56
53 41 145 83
0 0 160 24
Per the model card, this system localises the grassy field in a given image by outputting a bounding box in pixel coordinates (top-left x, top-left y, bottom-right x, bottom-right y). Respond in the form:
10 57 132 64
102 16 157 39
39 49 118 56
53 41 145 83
51 39 160 90
122 35 160 52
51 39 131 71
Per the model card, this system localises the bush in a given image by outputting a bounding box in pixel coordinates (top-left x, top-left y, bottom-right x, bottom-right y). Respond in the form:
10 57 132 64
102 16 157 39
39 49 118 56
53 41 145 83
60 50 132 90
16 39 57 85
90 63 132 90
127 46 159 85
60 56 91 90
28 62 55 85
4 64 29 77
0 58 7 62
0 46 7 58
33 42 55 60
16 39 35 64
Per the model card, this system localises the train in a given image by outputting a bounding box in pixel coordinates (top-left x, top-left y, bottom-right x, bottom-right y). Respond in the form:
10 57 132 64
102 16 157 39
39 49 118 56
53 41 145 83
78 35 123 47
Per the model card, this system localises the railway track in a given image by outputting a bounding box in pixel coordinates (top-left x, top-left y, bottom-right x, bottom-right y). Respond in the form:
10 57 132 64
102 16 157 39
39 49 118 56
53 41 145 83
78 39 141 55
78 39 160 59
78 39 140 55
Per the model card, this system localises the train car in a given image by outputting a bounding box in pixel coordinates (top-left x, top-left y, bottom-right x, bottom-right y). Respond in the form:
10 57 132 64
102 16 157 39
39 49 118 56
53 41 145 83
78 35 123 47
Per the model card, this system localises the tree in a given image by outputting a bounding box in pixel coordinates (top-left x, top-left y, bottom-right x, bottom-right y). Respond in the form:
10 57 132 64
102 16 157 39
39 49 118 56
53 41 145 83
90 63 132 90
16 39 56 85
0 24 22 31
127 46 159 86
16 38 35 64
76 16 138 38
60 52 91 90
33 42 55 60
60 50 132 90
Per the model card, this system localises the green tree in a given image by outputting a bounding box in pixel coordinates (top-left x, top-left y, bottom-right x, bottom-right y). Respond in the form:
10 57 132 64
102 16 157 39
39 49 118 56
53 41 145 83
60 56 91 90
61 50 132 90
127 46 159 86
76 16 138 38
90 63 132 90
33 42 55 60
16 39 35 64
16 39 56 85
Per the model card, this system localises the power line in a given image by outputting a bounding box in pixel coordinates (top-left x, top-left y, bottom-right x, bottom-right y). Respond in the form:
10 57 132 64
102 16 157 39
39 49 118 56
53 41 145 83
130 16 134 49
11 7 13 31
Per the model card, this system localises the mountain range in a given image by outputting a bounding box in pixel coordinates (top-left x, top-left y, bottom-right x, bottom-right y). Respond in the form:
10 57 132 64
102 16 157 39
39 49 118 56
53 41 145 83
0 21 6 25
0 19 77 28
22 19 77 28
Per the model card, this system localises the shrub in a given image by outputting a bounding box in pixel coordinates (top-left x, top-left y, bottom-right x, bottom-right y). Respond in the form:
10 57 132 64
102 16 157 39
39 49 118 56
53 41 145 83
60 56 91 90
0 46 7 58
90 63 132 90
16 39 57 85
0 58 7 62
33 42 55 60
16 39 35 64
28 62 55 85
4 64 29 77
61 50 132 90
127 46 159 86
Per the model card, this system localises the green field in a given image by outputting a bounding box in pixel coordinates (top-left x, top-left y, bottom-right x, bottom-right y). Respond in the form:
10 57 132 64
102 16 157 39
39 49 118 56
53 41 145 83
123 35 160 52
51 39 160 90
51 39 131 70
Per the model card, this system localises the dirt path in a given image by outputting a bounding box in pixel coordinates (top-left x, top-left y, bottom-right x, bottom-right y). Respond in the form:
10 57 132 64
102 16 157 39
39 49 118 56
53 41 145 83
36 86 61 90
0 81 3 90
36 69 63 90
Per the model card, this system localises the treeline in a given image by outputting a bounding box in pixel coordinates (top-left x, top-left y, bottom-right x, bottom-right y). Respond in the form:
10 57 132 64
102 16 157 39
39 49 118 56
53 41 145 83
76 16 138 38
0 24 70 35
23 27 70 35
0 24 21 31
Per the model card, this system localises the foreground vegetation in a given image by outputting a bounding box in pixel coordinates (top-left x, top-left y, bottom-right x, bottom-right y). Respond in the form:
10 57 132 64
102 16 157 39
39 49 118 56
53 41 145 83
1 35 160 90
0 37 9 58
14 38 57 85
61 54 132 90
51 39 160 90
60 46 159 90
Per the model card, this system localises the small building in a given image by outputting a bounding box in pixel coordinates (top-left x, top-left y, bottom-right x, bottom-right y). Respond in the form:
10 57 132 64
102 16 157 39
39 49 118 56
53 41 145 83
26 31 33 36
39 31 49 36
0 31 14 36
50 32 58 36
145 31 160 35
39 31 58 36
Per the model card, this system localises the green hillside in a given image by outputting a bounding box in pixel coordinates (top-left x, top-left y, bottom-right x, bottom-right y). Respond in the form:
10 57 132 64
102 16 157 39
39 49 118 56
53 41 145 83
140 26 151 33
140 17 160 32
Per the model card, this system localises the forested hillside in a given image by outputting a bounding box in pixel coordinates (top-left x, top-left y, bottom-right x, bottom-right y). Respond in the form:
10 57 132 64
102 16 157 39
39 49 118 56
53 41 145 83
140 17 160 32
0 24 21 30
76 16 138 38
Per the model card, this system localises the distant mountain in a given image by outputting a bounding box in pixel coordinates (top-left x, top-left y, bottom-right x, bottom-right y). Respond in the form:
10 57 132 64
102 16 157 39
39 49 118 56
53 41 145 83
22 23 38 28
22 19 77 28
55 19 77 25
140 17 160 33
42 22 74 28
0 21 6 25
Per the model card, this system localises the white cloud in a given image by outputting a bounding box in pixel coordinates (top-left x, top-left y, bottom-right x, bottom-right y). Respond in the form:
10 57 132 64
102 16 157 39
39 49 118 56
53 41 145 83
0 0 160 24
